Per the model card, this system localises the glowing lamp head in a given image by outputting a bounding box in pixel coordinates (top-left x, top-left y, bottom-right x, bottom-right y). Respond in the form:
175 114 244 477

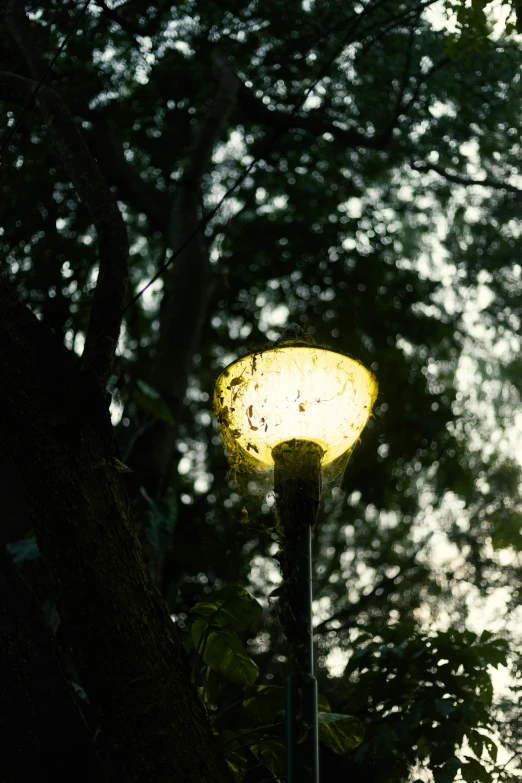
213 344 377 469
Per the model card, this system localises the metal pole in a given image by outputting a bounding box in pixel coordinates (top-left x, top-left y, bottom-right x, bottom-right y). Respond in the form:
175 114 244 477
273 439 323 783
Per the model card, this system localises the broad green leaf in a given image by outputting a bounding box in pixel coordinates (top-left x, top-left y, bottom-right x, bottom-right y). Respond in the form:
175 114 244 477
192 618 259 685
6 537 40 565
220 731 248 783
243 686 330 723
477 672 493 706
461 757 492 783
318 713 364 754
434 756 461 783
250 737 285 775
243 685 284 723
416 735 429 760
318 693 331 714
71 682 90 703
225 755 247 783
478 641 509 668
190 582 262 632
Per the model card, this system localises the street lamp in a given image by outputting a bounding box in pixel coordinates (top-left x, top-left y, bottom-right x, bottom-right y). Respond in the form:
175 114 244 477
213 337 377 782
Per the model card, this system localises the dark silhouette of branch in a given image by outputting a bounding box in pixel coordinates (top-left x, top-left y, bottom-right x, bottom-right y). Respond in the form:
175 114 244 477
84 125 170 232
0 71 129 385
233 51 449 153
128 49 239 497
95 0 174 37
413 161 522 200
5 0 129 386
5 0 50 82
237 84 392 149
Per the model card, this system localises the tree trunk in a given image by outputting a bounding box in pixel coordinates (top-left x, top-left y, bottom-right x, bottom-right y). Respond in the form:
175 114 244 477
0 544 105 782
0 282 232 783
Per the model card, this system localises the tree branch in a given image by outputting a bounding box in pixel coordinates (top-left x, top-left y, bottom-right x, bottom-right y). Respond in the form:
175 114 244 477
413 160 522 200
127 49 239 496
0 69 128 386
95 0 174 37
176 49 240 187
237 84 392 150
84 124 170 232
5 0 50 82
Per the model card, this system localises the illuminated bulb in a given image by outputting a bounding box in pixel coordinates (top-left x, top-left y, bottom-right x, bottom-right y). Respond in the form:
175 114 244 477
214 345 377 467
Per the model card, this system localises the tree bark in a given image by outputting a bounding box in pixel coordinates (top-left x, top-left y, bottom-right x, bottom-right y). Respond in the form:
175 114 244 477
0 282 231 783
0 544 105 782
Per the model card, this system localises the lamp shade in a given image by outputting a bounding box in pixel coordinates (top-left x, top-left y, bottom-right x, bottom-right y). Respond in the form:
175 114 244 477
214 345 377 468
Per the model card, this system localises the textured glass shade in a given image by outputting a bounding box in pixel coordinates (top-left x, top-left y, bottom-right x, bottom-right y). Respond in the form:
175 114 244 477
214 345 377 468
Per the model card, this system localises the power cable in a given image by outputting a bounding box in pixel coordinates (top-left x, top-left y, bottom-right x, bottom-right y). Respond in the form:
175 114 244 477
0 0 93 158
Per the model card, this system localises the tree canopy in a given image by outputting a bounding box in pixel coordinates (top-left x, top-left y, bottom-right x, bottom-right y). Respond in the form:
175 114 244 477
1 0 522 781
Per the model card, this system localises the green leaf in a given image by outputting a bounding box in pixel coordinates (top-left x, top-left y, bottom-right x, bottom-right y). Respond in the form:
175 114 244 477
416 735 429 760
220 731 248 783
461 757 492 783
479 640 509 668
477 672 493 706
243 685 284 723
135 379 175 425
190 582 262 632
71 682 90 703
243 686 330 723
225 755 247 783
318 713 364 754
250 737 286 775
192 618 259 685
6 537 40 565
434 756 461 783
318 693 331 714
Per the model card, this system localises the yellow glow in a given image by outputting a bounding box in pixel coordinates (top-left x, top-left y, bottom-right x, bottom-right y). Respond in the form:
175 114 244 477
214 346 377 468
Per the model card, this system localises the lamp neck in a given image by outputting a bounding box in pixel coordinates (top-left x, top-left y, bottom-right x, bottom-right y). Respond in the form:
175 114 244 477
272 439 324 511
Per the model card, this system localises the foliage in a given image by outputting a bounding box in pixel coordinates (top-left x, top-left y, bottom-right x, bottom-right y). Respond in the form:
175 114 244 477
190 583 363 781
336 626 507 781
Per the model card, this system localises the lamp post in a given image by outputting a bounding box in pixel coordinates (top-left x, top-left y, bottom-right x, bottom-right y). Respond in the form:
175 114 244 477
214 338 377 783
